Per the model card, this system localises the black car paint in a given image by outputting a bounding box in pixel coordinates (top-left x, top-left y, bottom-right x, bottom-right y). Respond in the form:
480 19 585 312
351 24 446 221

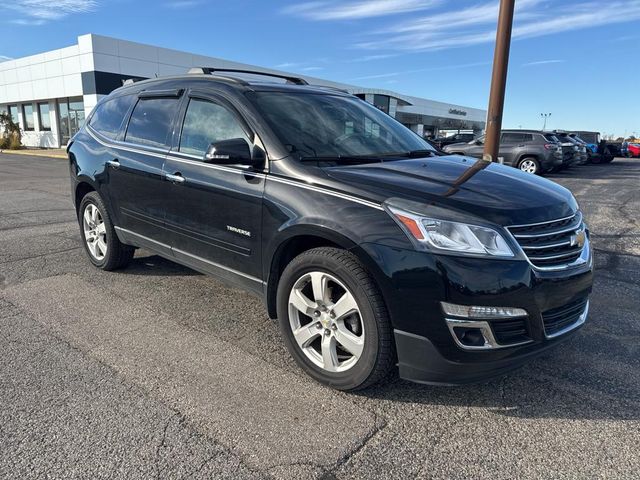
69 76 593 384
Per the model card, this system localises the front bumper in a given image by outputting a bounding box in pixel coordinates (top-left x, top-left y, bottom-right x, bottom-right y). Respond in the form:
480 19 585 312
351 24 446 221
358 243 593 385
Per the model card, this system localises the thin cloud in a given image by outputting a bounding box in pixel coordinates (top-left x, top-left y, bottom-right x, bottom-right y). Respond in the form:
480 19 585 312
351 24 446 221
354 0 640 53
351 61 491 81
351 53 399 62
522 59 564 66
0 55 12 62
282 0 441 20
3 0 97 24
301 66 324 72
165 0 202 8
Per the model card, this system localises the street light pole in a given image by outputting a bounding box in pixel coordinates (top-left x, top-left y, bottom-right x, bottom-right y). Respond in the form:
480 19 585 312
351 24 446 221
541 112 551 130
483 0 516 162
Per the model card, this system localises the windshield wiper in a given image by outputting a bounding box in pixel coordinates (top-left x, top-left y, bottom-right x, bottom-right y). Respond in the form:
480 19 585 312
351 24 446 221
398 149 436 158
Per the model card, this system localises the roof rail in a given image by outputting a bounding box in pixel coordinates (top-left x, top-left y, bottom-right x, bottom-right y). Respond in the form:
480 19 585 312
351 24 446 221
188 67 308 85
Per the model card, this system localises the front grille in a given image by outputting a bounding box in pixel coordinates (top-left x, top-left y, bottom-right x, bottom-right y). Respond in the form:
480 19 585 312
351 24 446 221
542 297 589 337
490 318 530 345
507 213 586 269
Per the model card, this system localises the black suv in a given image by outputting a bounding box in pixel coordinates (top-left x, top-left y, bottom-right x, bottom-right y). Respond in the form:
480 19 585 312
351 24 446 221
443 130 564 174
68 69 593 390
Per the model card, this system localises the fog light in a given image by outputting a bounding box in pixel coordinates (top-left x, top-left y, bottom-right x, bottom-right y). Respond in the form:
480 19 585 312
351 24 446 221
453 327 487 348
441 302 527 319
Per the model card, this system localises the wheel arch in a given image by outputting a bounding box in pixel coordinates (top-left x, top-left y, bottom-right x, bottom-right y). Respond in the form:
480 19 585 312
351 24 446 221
264 225 385 319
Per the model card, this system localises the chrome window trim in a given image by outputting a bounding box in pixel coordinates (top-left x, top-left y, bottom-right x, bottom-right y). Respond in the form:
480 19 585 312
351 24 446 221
87 126 384 211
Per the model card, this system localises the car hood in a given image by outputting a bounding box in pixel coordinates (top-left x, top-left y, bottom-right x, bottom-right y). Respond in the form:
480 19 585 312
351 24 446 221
324 156 577 226
442 142 469 150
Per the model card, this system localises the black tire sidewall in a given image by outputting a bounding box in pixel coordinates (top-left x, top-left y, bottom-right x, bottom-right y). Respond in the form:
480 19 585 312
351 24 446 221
276 250 383 390
78 192 118 269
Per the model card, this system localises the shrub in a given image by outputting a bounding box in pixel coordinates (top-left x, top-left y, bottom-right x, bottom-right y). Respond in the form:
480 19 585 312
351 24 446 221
0 112 22 149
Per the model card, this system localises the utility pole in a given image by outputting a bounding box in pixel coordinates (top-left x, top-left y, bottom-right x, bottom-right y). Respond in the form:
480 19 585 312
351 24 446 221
541 112 551 130
483 0 516 162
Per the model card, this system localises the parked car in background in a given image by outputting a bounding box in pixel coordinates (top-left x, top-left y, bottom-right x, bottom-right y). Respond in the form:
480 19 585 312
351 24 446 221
443 130 564 175
554 131 588 165
627 143 640 158
432 132 476 149
572 131 600 154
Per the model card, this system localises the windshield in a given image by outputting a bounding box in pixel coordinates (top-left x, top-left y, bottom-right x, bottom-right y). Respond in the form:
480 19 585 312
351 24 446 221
247 91 434 160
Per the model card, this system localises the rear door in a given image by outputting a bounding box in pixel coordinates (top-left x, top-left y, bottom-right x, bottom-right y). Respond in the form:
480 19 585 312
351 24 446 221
105 90 183 248
499 132 525 166
162 91 266 293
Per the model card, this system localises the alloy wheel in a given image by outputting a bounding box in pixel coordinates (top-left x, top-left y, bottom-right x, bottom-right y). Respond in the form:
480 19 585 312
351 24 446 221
288 271 365 373
520 159 537 174
82 203 107 261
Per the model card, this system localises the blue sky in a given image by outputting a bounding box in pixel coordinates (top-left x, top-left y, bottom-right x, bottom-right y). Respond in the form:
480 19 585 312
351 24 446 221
2 0 639 137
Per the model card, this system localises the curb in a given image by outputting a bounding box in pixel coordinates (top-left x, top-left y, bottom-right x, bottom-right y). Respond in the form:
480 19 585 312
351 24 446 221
0 149 67 159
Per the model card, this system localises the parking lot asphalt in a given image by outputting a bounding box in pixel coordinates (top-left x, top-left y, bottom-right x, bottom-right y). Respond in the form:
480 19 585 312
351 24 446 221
0 153 638 479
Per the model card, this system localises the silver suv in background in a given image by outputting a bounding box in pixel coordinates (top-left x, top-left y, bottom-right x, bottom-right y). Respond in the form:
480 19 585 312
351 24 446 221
443 130 563 175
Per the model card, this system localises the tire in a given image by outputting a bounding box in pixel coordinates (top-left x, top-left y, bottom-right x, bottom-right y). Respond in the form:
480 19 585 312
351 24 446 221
78 191 134 271
276 247 395 391
518 157 540 174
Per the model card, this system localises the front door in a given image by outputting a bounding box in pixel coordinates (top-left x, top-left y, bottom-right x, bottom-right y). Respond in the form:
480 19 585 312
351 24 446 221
162 93 265 292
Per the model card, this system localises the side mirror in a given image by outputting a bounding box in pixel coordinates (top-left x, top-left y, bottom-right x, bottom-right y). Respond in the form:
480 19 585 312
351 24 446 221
204 138 253 165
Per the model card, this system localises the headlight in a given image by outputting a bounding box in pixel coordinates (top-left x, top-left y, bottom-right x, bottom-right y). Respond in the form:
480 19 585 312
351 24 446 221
386 205 514 257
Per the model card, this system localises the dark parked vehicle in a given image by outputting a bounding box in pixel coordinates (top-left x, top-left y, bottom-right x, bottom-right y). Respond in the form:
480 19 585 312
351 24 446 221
553 131 588 165
443 130 564 175
432 132 476 149
68 69 593 390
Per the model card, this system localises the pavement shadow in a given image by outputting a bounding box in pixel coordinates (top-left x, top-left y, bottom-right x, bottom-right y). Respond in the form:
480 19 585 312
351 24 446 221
122 253 201 277
357 345 640 421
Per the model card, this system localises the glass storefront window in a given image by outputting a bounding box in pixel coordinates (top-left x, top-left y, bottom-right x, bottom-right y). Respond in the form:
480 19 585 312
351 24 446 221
22 104 35 130
58 97 85 146
373 94 390 114
8 105 19 125
38 103 51 131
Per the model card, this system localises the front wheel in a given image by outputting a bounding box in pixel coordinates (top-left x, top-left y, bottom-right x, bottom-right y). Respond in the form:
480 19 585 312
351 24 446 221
518 157 540 174
79 192 134 270
276 247 395 391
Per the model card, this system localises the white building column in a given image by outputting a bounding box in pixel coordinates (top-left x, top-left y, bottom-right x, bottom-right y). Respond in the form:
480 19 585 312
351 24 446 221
389 98 398 118
410 123 424 137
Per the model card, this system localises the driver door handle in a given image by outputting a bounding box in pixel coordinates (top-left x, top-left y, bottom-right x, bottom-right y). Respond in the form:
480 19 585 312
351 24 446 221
165 172 186 184
106 159 120 169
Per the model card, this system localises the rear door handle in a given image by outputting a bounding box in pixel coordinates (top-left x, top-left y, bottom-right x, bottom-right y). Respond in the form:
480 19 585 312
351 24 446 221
106 159 120 169
165 172 186 184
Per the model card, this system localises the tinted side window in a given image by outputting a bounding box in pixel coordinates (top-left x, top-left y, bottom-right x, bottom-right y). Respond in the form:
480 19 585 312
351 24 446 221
521 134 534 142
89 95 136 139
179 98 249 156
501 132 524 143
125 97 179 148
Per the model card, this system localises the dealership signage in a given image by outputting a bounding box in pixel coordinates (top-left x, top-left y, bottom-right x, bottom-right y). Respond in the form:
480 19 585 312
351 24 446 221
448 108 467 116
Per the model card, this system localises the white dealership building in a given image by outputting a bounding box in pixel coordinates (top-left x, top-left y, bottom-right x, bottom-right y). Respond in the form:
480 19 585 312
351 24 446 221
0 34 486 148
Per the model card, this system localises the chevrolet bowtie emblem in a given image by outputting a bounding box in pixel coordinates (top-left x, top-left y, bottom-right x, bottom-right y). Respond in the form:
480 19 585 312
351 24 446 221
570 229 586 248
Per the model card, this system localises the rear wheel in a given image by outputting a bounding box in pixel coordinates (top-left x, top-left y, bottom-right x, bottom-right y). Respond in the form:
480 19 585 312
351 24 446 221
79 192 134 270
518 157 540 174
277 247 395 390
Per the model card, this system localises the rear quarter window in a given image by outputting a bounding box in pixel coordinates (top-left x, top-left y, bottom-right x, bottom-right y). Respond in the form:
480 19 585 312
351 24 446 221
89 95 136 139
